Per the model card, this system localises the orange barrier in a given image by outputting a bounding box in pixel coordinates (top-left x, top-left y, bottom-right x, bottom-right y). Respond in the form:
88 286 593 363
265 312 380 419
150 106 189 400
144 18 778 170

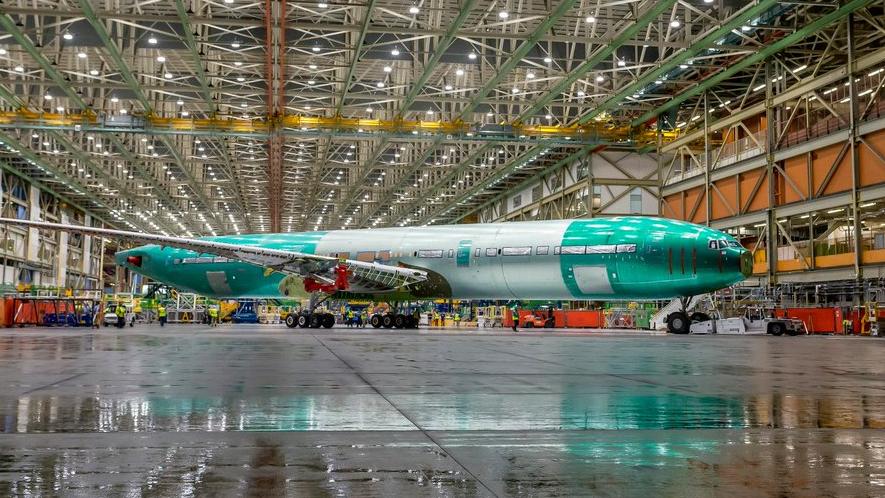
515 309 605 328
775 307 843 334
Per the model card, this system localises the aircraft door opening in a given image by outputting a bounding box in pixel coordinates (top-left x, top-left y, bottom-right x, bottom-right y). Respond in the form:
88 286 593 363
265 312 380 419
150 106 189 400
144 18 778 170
456 240 471 267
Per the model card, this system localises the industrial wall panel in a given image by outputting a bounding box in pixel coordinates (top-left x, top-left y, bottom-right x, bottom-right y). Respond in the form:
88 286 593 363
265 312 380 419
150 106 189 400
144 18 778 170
859 129 885 187
711 176 738 220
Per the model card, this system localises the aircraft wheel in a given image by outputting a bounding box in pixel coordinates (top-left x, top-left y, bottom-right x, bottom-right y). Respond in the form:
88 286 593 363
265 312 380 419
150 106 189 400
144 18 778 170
786 327 801 337
690 312 711 323
309 314 323 328
543 318 555 329
393 314 406 329
382 314 394 328
297 314 309 328
667 312 690 334
322 314 335 328
405 316 416 328
768 322 785 336
285 314 297 328
371 314 382 328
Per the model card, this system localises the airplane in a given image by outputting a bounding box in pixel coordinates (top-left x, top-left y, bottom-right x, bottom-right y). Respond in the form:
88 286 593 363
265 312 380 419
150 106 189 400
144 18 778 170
0 216 752 333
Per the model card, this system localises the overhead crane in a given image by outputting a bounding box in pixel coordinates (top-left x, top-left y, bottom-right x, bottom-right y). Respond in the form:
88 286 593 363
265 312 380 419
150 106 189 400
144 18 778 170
0 110 677 147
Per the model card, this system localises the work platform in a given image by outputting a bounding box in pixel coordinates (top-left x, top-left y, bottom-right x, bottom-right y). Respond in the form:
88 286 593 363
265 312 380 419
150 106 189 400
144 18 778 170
1 326 883 495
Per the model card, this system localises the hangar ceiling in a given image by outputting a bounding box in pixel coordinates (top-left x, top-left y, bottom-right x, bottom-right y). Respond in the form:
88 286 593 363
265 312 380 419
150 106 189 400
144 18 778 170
0 0 882 234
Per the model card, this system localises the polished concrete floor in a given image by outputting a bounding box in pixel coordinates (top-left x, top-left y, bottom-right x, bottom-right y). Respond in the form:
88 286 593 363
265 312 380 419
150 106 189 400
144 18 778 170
1 325 884 496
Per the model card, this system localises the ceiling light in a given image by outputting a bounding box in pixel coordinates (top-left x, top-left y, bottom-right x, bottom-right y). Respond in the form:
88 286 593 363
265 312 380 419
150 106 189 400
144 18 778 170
585 15 595 23
617 60 626 67
468 52 477 60
596 74 604 82
318 2 328 7
511 87 519 94
376 81 385 88
408 5 419 14
545 114 552 120
383 65 392 72
486 111 493 117
44 94 52 100
366 107 373 113
157 55 166 62
231 41 241 48
56 106 64 112
576 90 585 96
498 11 509 19
89 69 99 75
543 56 552 63
670 19 680 28
120 109 127 114
234 61 243 66
526 72 535 79
111 97 119 103
455 68 464 76
77 52 87 58
14 65 23 72
312 46 321 52
177 99 184 105
164 72 173 79
426 109 434 115
63 33 73 40
237 76 245 82
741 25 751 32
391 48 400 56
148 36 158 44
181 111 189 117
444 84 453 90
307 79 315 85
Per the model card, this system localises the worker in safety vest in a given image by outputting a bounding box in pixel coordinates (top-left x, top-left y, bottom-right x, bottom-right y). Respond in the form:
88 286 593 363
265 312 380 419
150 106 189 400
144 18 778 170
511 306 519 331
346 309 354 327
453 312 461 327
157 304 167 327
208 306 219 327
115 302 126 328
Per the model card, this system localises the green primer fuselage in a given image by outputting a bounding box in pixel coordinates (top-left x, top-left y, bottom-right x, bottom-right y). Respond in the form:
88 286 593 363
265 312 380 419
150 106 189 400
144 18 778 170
116 217 752 300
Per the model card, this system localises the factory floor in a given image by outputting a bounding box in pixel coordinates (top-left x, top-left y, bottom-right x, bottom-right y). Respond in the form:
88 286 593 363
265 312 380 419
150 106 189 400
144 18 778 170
1 326 883 496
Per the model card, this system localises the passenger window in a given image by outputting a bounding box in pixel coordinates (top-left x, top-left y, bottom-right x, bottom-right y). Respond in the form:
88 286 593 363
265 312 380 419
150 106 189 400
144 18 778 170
553 246 561 255
536 245 549 255
485 248 497 257
474 248 481 257
502 247 531 256
417 249 443 258
357 251 375 262
447 249 454 258
376 250 390 262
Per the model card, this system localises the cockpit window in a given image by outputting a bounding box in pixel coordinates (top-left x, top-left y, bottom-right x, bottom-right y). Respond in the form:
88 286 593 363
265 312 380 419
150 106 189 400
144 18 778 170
708 241 718 250
728 241 741 248
717 240 728 249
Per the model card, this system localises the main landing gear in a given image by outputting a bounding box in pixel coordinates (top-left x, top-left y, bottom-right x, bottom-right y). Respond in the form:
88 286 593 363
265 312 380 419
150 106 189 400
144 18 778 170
284 293 335 329
369 312 419 329
665 297 711 334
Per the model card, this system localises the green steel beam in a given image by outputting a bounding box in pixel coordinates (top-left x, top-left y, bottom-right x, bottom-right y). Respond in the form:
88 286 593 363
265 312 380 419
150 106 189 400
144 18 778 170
520 0 677 120
466 145 592 218
456 0 579 120
389 143 495 225
418 143 548 223
0 130 142 229
173 0 218 114
78 0 224 230
450 146 590 223
335 0 378 116
395 0 478 119
0 14 88 109
577 0 778 124
0 159 114 228
632 0 876 126
358 136 444 225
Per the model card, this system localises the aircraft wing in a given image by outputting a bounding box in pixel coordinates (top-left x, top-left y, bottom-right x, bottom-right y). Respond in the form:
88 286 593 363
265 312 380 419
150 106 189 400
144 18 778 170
0 218 427 293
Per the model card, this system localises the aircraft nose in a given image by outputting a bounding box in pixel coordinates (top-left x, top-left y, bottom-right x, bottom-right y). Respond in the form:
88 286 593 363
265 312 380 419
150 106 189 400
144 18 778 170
739 250 753 278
